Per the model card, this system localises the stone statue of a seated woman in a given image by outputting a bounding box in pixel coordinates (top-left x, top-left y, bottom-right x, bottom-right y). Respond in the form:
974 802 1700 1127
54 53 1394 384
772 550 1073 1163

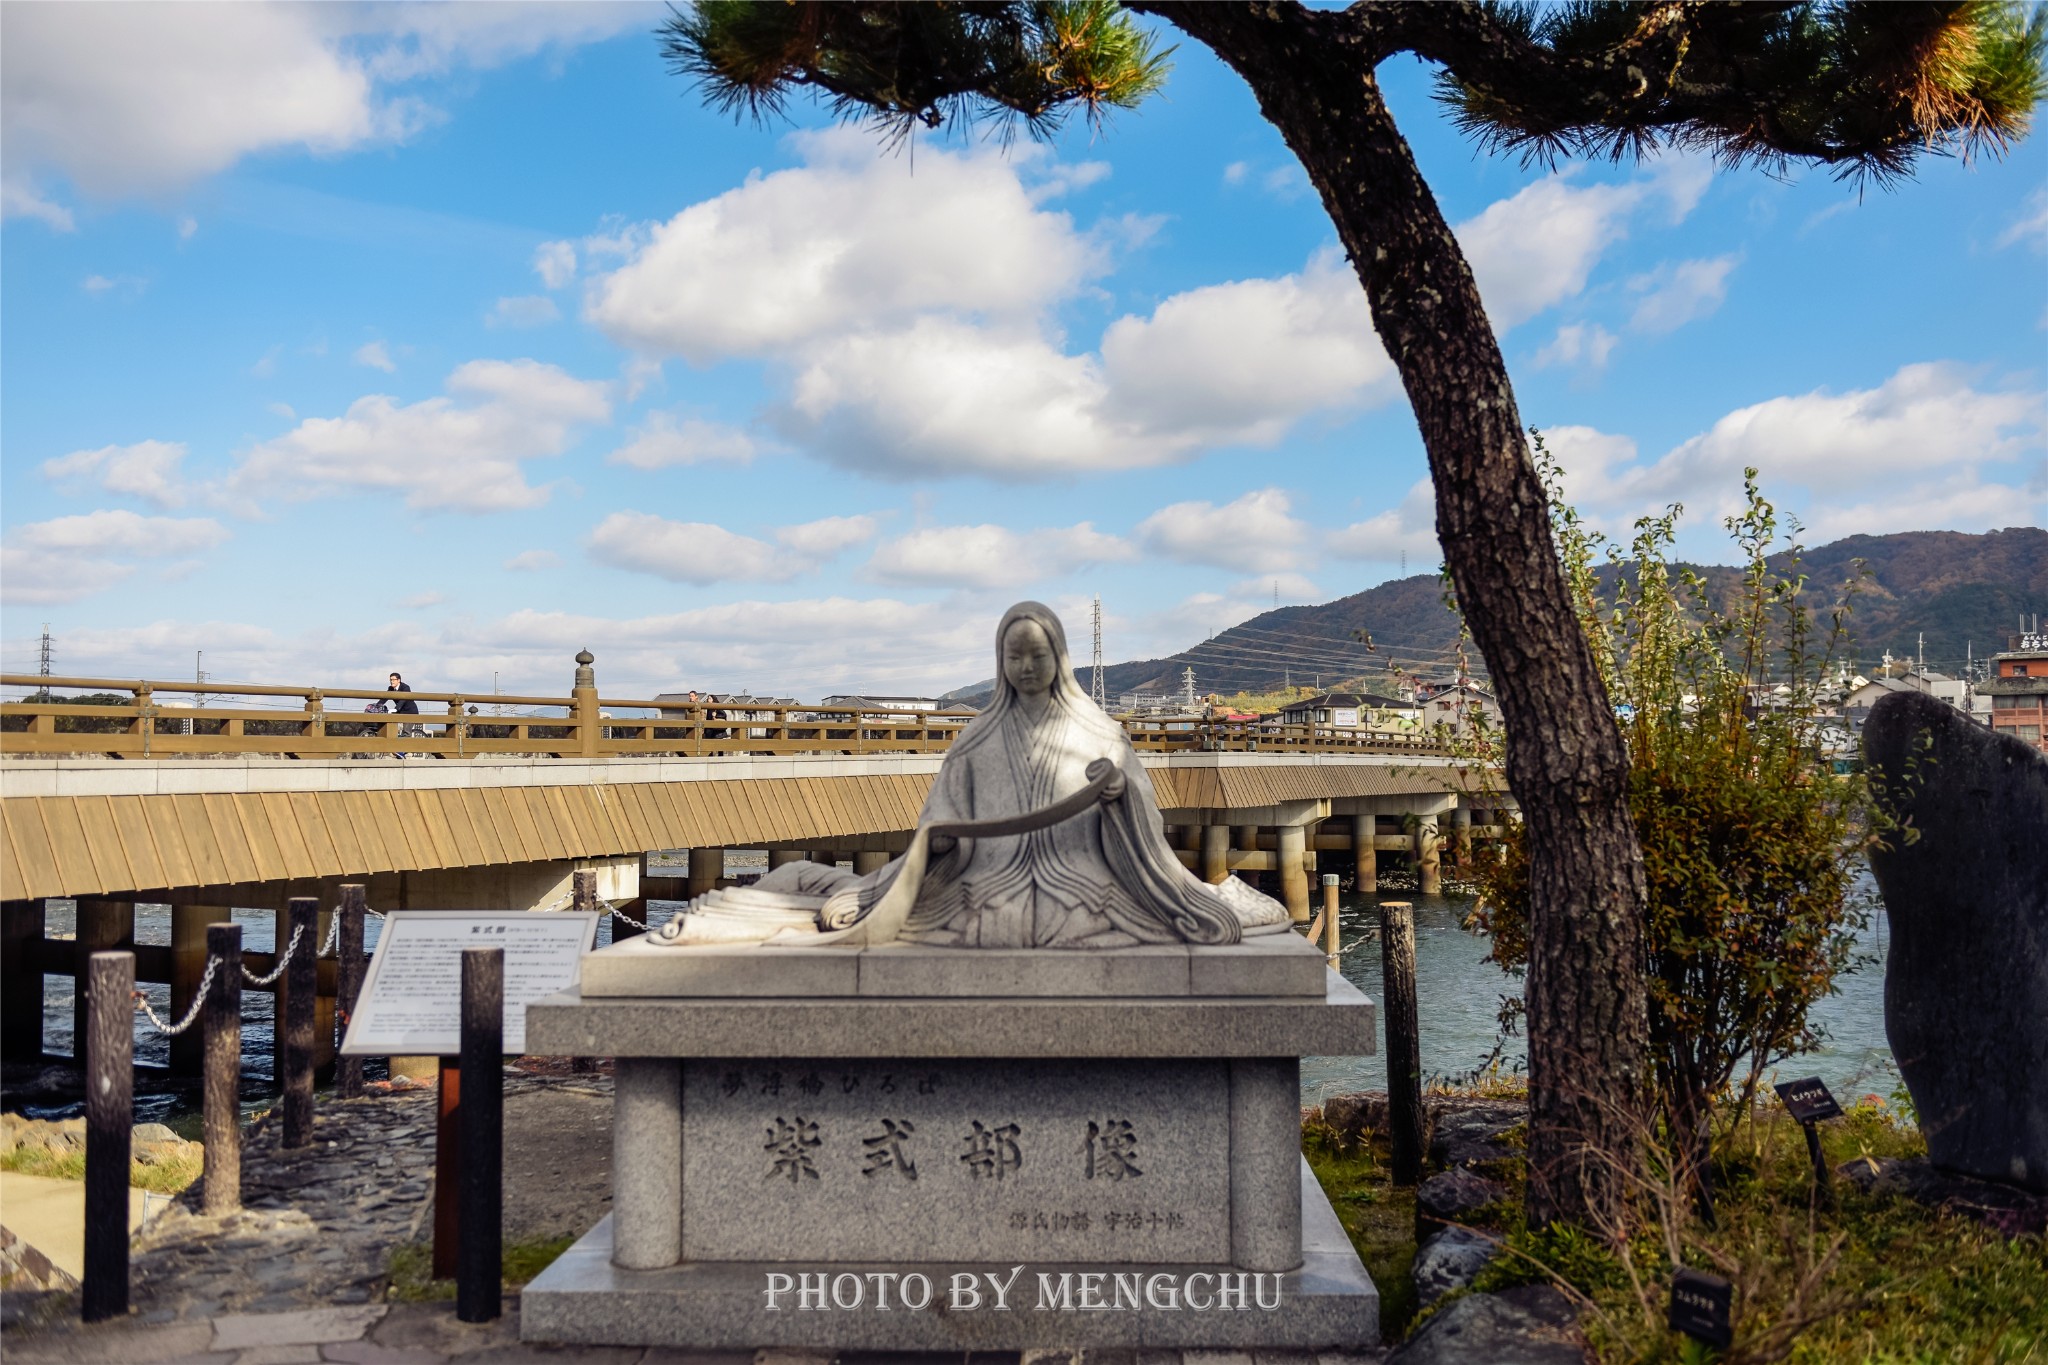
653 600 1290 949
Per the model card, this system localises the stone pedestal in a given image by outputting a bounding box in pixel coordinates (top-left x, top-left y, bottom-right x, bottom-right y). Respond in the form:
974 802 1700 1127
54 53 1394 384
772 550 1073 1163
522 934 1379 1352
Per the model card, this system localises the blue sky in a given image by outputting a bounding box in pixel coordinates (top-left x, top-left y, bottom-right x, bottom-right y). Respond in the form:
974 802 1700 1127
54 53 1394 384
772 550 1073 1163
3 3 2044 701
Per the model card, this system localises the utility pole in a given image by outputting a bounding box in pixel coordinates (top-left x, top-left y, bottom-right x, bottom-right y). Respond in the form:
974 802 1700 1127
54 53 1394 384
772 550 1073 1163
37 624 52 702
1090 594 1106 710
1918 632 1924 676
1182 666 1196 712
195 651 207 709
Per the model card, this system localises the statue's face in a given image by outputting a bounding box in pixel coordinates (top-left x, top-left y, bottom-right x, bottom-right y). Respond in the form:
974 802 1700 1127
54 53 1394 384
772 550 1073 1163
1002 618 1056 698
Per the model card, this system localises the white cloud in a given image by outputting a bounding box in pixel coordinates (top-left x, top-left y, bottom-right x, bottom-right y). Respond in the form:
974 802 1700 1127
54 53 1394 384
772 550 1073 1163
1 510 228 604
587 512 877 585
0 3 642 200
2 175 73 229
606 411 758 470
1999 188 2048 251
268 402 296 421
1628 255 1739 334
504 549 560 572
230 359 612 513
1536 365 2046 540
1533 322 1619 373
1137 489 1309 574
353 339 396 372
583 128 1102 362
1222 161 1249 186
399 591 447 610
486 295 560 329
41 439 191 508
177 215 197 241
1027 160 1111 202
780 317 1175 478
1455 159 1707 331
1328 480 1441 564
533 239 577 288
866 523 1135 589
1099 248 1397 446
82 273 146 298
776 514 880 560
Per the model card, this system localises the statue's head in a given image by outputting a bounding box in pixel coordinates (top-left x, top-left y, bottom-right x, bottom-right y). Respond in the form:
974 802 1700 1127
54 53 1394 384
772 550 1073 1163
993 601 1072 703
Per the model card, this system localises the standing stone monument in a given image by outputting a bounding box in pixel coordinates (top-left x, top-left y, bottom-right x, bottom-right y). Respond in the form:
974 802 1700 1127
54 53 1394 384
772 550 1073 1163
521 603 1380 1351
1864 690 2048 1194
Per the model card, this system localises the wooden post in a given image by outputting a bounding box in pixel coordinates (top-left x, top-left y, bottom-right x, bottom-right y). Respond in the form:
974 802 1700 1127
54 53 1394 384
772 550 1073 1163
458 947 504 1322
1416 816 1441 896
73 899 132 1060
280 897 318 1149
433 1058 461 1280
202 923 243 1215
1801 1120 1835 1210
82 951 133 1322
336 884 368 1100
571 648 600 758
313 904 336 1081
1352 815 1376 893
1278 824 1310 922
169 905 230 1075
570 872 598 1072
2 900 43 1060
1321 874 1342 966
1379 901 1423 1185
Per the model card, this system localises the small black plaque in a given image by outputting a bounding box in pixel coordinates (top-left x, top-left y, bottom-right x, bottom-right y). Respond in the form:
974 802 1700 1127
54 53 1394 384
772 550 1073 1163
1773 1076 1842 1124
1668 1266 1734 1348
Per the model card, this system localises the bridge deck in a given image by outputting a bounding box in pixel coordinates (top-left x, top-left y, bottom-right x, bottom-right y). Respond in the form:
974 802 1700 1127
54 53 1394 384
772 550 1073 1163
0 754 1477 903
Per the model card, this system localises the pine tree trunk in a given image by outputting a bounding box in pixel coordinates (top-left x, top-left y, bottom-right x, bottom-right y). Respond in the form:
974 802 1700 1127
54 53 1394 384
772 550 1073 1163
1137 0 1650 1229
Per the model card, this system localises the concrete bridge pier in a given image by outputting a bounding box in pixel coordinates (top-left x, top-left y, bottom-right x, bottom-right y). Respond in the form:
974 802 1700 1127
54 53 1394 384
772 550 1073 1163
1202 825 1230 885
1450 806 1471 868
1277 824 1310 922
1416 816 1442 896
767 850 807 871
853 851 891 876
687 848 722 900
1351 815 1376 893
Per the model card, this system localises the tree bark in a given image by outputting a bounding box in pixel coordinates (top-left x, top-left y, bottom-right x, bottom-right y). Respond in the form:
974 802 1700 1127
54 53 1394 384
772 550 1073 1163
1134 0 1650 1229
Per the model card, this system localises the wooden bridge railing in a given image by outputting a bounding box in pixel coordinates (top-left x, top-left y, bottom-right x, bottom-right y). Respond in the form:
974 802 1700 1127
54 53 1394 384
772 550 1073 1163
0 659 1458 761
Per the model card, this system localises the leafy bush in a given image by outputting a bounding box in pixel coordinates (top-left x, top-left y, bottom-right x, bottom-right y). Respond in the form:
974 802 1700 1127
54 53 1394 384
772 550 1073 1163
1466 439 1875 1198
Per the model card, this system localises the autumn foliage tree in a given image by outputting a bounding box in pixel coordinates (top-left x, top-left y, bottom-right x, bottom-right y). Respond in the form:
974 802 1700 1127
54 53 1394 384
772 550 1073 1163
661 0 2045 1230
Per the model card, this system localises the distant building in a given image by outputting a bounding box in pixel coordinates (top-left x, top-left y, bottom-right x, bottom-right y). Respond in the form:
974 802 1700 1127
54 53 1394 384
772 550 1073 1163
1981 638 2048 753
653 691 798 740
1415 679 1500 733
1843 668 1976 732
1277 691 1418 730
1116 689 1187 717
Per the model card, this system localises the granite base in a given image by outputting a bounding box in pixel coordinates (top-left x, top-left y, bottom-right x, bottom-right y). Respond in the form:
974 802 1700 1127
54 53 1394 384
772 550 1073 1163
520 1159 1379 1352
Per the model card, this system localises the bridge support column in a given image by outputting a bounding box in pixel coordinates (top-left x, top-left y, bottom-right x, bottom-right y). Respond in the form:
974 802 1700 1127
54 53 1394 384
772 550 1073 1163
768 850 805 871
853 851 891 876
3 900 43 1060
1416 816 1441 896
1202 825 1230 885
170 905 233 1074
1277 825 1310 923
73 899 132 1061
1451 806 1471 867
687 848 722 900
1352 816 1376 894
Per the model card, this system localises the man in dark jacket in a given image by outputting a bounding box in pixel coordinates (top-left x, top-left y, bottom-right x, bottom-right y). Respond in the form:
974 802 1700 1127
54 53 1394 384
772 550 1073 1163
388 672 423 755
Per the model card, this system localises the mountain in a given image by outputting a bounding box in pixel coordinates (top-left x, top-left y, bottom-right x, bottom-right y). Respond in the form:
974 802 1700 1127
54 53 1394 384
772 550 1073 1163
947 527 2047 703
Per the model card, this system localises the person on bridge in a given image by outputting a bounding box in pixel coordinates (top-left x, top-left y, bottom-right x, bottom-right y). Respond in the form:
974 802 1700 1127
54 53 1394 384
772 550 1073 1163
388 672 423 755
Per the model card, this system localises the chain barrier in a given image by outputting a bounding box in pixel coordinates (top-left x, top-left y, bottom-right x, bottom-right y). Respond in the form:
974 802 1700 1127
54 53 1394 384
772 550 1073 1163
595 893 651 930
242 922 306 987
131 955 220 1036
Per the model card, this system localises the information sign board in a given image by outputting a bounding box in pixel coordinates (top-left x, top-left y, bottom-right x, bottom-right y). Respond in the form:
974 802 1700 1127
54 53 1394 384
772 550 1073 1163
340 911 598 1057
1668 1266 1734 1347
1773 1076 1843 1124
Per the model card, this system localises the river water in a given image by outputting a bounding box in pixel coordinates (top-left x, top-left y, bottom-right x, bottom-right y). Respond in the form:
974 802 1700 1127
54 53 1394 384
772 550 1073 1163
19 883 1897 1122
